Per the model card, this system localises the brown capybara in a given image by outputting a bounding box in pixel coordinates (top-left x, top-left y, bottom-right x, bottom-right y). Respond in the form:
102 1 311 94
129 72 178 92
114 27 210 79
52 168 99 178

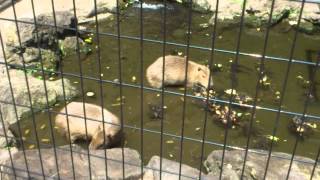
146 55 213 89
55 102 121 149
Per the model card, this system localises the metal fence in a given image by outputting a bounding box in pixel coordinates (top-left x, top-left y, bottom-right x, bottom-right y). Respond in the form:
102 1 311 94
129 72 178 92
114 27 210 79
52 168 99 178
0 0 319 179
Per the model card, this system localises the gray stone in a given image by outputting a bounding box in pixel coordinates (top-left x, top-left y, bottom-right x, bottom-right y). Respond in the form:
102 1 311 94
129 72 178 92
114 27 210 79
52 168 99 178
6 47 58 70
144 156 203 180
204 150 320 180
58 37 91 57
1 146 142 180
5 11 77 50
0 147 18 165
86 0 121 18
0 120 16 148
184 0 320 33
0 69 79 125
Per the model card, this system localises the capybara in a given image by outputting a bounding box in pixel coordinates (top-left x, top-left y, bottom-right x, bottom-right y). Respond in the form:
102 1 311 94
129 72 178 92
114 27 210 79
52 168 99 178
55 102 121 149
146 55 213 89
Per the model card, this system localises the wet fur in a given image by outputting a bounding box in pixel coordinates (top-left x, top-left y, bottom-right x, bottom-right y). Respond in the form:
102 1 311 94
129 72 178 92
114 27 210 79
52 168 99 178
55 102 121 149
146 55 213 88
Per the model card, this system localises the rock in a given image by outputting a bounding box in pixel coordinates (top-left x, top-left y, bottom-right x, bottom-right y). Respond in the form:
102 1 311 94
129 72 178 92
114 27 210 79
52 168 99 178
0 120 16 148
0 147 18 165
6 47 58 70
0 69 79 125
1 145 142 179
185 0 320 33
58 36 91 57
5 11 77 50
86 0 120 18
144 156 203 180
204 150 320 180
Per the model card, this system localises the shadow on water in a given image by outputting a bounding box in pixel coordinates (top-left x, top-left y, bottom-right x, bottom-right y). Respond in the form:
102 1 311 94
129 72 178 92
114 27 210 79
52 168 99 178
11 3 320 168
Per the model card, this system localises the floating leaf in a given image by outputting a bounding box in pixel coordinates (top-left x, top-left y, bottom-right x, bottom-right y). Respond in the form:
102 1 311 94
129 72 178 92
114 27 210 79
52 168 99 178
41 138 50 143
84 37 93 44
166 140 174 144
24 129 30 135
224 89 237 95
40 124 46 130
266 135 280 142
86 92 95 97
132 76 137 83
28 144 35 149
296 75 303 80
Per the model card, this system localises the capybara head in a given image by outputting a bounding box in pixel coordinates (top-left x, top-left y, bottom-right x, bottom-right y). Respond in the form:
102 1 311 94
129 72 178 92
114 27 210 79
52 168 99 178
89 129 110 149
194 65 213 89
89 124 121 149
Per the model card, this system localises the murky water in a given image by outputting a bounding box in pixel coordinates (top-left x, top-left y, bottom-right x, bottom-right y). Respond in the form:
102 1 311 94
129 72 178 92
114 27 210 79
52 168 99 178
11 3 320 168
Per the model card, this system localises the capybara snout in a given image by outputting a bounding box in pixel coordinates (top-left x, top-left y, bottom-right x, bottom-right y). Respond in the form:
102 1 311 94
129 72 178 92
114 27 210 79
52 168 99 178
146 55 213 89
55 102 121 149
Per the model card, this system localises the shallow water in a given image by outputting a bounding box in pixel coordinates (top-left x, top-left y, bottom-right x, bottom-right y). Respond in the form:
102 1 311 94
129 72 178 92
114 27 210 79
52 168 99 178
11 3 320 169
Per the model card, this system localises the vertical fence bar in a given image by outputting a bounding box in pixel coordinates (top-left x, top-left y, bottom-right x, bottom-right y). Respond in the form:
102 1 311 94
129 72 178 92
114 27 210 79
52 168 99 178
139 0 144 179
0 31 30 179
71 0 93 179
178 0 193 179
9 0 47 178
0 108 17 179
285 52 320 179
240 0 276 178
160 0 167 179
198 0 219 179
49 0 76 179
115 0 126 178
92 0 109 179
263 1 306 179
310 146 320 180
29 0 62 178
219 0 247 179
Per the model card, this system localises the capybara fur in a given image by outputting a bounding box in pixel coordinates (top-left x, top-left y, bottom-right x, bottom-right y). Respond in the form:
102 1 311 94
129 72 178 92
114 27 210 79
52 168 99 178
55 102 121 149
146 55 213 89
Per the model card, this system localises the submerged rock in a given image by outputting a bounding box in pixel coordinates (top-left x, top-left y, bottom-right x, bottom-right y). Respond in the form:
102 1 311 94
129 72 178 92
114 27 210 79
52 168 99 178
0 68 79 125
1 145 142 179
204 149 320 180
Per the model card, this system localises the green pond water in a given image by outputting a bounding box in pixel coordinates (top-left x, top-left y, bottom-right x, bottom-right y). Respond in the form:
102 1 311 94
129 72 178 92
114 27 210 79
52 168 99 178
11 3 320 169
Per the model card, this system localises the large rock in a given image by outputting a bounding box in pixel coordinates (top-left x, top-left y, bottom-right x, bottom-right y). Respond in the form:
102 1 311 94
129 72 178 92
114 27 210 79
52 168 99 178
5 11 77 50
204 150 320 180
86 0 119 18
5 47 58 70
0 147 18 165
183 0 320 33
0 68 79 125
58 36 92 58
144 156 203 180
1 145 142 179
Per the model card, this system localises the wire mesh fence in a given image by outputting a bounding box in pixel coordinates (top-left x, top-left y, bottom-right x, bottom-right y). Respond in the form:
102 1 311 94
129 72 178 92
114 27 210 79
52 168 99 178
0 0 319 179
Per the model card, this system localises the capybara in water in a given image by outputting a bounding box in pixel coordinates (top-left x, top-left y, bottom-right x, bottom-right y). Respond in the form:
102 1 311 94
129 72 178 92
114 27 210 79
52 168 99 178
55 102 121 149
146 55 213 89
